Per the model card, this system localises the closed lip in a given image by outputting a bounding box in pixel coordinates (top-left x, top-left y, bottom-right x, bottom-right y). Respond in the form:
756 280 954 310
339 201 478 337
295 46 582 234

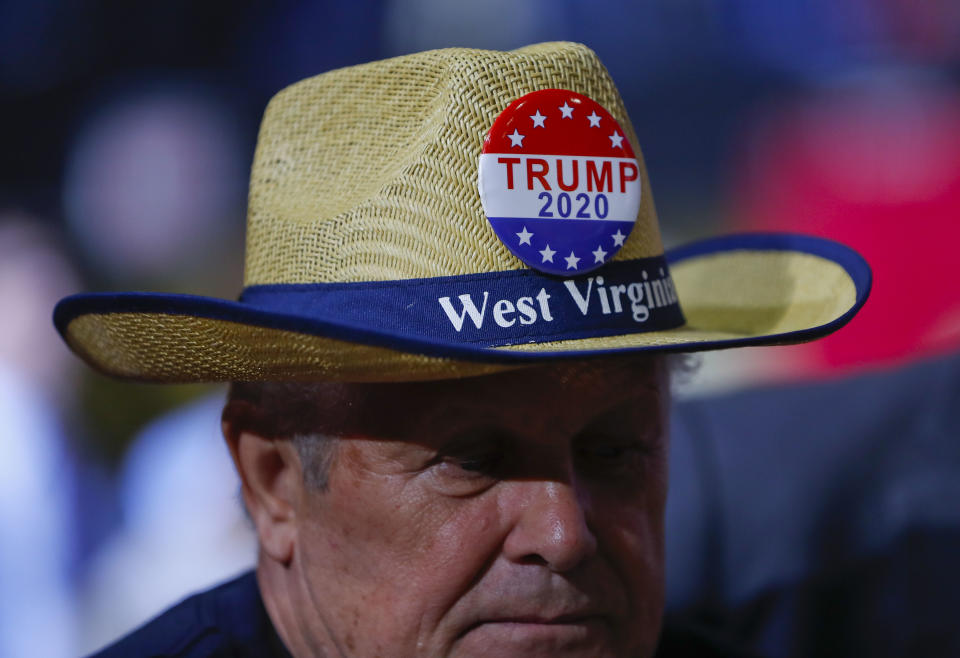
459 613 610 636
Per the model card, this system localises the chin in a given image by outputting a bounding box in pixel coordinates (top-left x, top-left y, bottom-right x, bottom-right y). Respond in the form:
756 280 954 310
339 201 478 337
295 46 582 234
449 618 649 658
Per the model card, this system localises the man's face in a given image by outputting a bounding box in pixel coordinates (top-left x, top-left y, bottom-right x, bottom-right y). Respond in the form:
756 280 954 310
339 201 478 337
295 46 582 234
292 357 669 658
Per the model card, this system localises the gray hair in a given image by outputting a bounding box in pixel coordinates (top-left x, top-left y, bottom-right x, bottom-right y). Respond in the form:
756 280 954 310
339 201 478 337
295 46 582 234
290 433 338 491
223 381 344 492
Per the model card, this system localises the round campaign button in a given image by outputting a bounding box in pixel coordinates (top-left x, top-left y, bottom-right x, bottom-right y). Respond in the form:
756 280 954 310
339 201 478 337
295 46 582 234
478 88 642 276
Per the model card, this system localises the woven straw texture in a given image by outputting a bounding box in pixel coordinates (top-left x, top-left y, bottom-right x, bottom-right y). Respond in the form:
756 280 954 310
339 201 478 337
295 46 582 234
62 250 856 382
243 41 662 285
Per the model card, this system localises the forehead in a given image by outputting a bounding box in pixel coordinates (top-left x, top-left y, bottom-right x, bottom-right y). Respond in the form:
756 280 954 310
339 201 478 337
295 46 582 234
295 355 667 441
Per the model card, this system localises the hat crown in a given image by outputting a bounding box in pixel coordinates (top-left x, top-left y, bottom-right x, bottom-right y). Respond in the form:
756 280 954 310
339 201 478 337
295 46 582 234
244 42 663 286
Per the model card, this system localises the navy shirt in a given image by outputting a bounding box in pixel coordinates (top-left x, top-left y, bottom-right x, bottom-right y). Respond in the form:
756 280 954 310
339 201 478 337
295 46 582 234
89 570 753 657
89 572 290 657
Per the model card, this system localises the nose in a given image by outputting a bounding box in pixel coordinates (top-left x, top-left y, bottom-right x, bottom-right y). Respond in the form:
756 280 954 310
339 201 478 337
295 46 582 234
502 479 599 572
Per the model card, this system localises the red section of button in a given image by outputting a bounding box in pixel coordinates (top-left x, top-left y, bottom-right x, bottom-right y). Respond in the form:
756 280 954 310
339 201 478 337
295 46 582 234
482 89 635 158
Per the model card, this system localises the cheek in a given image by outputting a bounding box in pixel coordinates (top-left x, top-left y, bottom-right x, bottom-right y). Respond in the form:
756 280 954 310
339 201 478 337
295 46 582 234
592 471 667 650
298 474 507 648
613 469 666 578
607 499 665 600
310 478 503 580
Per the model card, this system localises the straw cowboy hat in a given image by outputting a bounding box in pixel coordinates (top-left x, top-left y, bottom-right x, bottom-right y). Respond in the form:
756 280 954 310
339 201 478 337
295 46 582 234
54 42 870 382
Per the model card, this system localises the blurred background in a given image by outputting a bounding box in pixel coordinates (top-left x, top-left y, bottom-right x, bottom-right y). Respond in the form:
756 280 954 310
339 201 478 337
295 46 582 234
2 1 959 656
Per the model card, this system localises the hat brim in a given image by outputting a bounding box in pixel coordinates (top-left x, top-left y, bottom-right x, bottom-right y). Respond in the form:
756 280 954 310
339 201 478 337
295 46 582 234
54 233 870 382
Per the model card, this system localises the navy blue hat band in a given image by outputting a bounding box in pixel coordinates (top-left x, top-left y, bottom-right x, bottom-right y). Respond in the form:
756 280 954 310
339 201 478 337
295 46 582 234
240 256 684 348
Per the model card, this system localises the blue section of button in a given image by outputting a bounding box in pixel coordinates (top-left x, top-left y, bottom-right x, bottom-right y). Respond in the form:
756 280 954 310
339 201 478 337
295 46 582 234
488 216 635 276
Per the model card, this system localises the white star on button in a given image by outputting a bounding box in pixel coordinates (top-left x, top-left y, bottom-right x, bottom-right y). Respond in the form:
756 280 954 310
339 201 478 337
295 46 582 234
587 111 601 127
507 129 525 147
530 110 546 128
592 245 608 263
539 244 556 263
559 102 574 119
516 226 533 245
564 251 581 270
611 229 626 246
609 131 624 149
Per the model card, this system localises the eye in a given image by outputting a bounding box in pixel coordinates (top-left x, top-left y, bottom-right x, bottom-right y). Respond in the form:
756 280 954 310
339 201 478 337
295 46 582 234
436 450 503 478
574 395 664 480
426 430 508 495
579 438 649 461
576 434 656 479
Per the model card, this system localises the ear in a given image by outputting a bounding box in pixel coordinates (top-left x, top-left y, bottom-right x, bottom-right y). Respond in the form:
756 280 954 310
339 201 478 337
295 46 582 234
223 420 302 564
